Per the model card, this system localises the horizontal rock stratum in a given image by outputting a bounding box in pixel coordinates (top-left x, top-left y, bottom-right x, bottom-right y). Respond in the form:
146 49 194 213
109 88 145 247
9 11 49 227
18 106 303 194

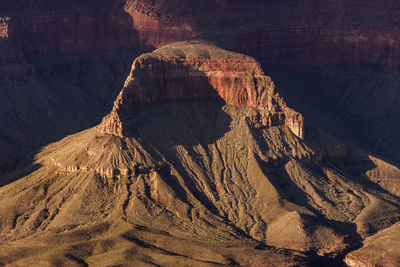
99 41 304 138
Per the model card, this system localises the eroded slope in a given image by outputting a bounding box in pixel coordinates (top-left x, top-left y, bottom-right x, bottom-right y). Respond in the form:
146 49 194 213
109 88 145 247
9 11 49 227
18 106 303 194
1 42 400 266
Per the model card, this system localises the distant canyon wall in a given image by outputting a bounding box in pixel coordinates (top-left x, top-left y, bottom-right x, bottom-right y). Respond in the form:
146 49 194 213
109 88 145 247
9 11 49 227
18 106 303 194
3 0 400 74
235 27 400 73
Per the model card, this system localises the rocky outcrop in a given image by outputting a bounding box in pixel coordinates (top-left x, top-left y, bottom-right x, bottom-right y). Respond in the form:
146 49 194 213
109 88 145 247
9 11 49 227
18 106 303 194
124 0 201 49
99 41 304 138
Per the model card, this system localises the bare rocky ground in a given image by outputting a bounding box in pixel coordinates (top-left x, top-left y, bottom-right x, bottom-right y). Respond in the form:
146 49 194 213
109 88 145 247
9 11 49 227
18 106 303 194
0 43 400 266
1 100 399 266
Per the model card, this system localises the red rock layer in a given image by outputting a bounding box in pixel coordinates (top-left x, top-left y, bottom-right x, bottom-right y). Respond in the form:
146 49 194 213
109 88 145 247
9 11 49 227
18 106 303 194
125 0 400 74
234 27 400 73
99 41 304 138
0 1 200 82
0 1 202 66
124 0 200 50
0 13 133 64
3 0 400 76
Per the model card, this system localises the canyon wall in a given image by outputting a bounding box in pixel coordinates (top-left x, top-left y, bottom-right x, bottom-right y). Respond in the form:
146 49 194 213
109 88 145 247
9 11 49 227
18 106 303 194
3 0 400 80
0 0 221 65
234 27 400 73
0 0 201 81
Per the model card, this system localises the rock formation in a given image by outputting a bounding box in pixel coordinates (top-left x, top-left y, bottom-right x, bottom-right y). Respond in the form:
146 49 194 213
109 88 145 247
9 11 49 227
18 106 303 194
0 0 400 266
99 41 304 138
2 0 400 172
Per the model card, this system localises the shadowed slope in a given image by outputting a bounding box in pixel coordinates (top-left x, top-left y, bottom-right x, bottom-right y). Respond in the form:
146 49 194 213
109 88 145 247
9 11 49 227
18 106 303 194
345 222 400 267
0 100 399 265
0 102 311 266
1 41 400 266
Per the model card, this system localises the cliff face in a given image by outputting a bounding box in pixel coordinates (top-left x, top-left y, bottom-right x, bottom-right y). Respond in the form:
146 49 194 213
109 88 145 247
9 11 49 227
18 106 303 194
0 12 134 65
0 0 201 83
3 0 400 72
234 27 400 73
0 0 202 66
226 0 400 72
99 41 304 138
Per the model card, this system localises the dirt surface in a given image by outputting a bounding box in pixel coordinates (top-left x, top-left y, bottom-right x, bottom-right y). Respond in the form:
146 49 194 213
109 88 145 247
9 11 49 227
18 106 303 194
1 99 399 265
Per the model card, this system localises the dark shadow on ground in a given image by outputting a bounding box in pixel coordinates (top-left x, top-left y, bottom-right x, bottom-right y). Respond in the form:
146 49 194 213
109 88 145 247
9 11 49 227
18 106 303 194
262 66 400 165
128 100 233 218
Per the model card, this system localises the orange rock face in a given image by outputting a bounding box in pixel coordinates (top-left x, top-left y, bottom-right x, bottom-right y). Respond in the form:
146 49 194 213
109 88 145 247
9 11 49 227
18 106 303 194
99 41 304 138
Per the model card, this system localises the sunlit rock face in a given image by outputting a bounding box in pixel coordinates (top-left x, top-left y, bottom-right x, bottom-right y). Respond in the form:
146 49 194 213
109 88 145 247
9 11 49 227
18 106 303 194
99 41 304 138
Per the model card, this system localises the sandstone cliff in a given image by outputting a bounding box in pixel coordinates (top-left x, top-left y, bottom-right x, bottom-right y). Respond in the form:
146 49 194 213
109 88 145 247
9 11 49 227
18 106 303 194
99 41 304 139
